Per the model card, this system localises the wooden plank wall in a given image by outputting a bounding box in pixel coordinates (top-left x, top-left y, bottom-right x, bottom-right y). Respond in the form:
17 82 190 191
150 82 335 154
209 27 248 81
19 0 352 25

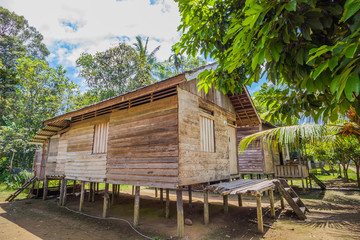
55 133 68 176
178 87 237 186
64 116 108 182
45 135 59 176
107 95 179 189
178 79 234 113
237 125 265 174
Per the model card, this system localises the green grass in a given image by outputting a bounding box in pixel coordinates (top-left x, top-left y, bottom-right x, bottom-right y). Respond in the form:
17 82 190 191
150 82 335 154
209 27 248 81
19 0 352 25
0 184 28 202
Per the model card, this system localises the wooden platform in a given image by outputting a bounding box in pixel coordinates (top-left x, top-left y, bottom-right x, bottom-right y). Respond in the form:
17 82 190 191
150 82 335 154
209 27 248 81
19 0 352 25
207 179 275 196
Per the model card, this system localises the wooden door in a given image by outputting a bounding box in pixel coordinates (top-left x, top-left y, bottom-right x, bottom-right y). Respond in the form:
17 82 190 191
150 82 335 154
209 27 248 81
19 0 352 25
228 125 238 174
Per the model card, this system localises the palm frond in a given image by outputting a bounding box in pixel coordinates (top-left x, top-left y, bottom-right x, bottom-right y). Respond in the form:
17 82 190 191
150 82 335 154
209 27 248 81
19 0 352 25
238 124 326 153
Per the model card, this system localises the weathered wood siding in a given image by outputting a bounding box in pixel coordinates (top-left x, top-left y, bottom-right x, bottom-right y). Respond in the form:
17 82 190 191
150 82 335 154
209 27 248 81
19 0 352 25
107 95 179 189
178 87 237 186
63 116 108 182
55 133 68 176
178 79 234 113
237 125 265 174
45 135 59 176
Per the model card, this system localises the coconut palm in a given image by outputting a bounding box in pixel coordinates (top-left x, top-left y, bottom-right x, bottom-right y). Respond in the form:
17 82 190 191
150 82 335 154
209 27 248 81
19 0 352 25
133 36 160 66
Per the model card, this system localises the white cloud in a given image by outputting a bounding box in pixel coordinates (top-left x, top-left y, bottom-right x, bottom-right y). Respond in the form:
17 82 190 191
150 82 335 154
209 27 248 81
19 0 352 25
2 0 181 81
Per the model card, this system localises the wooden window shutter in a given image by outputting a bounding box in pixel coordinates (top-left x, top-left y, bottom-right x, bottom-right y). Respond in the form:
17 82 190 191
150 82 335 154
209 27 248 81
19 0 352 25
93 122 109 154
200 113 215 152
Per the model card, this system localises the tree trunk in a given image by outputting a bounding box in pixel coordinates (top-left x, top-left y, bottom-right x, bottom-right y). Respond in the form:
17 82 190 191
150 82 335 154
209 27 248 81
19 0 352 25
356 162 360 188
9 151 15 178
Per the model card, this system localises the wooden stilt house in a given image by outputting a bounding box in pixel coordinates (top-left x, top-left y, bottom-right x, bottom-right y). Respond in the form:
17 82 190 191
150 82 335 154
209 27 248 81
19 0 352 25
29 63 281 236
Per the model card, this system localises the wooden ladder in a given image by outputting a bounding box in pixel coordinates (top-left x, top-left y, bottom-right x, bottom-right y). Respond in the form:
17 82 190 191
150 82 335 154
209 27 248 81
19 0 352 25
5 176 37 202
273 179 309 220
309 173 326 190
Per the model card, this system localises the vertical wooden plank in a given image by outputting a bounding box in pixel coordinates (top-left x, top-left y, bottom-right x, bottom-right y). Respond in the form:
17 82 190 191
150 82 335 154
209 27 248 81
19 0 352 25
36 180 40 198
204 189 209 225
280 194 285 209
155 188 158 198
72 180 76 194
188 186 192 208
210 119 214 152
238 194 243 207
223 195 229 214
103 183 109 218
256 194 264 233
160 188 164 203
134 186 140 227
58 178 64 206
132 185 135 195
62 179 67 206
269 189 275 218
91 183 95 202
111 184 115 205
176 190 184 237
166 189 170 219
88 182 92 202
79 181 85 212
42 178 48 201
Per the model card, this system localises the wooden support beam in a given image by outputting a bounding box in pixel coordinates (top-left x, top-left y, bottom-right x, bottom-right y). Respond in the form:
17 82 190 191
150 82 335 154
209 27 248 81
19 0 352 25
269 189 275 218
238 194 243 207
117 184 120 195
91 183 95 202
103 183 109 218
62 179 67 206
132 185 135 195
97 183 99 192
134 186 140 227
188 186 192 208
256 194 264 234
111 184 115 205
36 180 40 198
42 178 48 201
88 182 92 202
309 177 312 189
155 188 158 198
176 190 184 238
58 180 64 206
79 181 85 212
160 188 164 203
280 195 285 209
72 180 76 194
223 195 229 214
204 189 209 225
166 189 170 219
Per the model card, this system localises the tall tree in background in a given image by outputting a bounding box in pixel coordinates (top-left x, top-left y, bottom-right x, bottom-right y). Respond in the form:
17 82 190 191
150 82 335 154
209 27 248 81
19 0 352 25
133 36 160 80
0 7 49 123
154 47 207 80
76 43 153 103
175 0 360 124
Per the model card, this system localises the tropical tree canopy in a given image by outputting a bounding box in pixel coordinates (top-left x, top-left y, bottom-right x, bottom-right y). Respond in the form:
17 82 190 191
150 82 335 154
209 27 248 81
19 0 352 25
175 0 360 123
76 43 154 102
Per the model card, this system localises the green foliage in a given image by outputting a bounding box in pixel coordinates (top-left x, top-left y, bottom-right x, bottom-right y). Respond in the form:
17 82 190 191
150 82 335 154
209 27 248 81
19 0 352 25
76 43 154 101
176 0 360 122
0 7 49 122
154 53 207 80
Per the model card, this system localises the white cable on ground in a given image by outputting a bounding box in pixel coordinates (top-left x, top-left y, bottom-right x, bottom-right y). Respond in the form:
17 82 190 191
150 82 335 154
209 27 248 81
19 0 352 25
61 206 153 240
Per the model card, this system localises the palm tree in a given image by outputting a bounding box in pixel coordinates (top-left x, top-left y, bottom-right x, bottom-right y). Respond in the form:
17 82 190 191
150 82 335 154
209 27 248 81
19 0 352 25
133 36 160 66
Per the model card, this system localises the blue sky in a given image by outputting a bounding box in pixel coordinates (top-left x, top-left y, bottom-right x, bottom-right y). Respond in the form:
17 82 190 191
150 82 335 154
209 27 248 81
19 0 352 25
2 0 263 94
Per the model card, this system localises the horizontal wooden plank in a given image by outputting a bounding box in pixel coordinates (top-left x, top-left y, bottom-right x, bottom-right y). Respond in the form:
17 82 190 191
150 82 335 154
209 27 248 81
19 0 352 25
107 163 178 169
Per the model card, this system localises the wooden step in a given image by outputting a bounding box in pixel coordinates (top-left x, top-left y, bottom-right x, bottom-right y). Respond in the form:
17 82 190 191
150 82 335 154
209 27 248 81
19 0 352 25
284 187 291 192
292 197 299 203
300 207 306 213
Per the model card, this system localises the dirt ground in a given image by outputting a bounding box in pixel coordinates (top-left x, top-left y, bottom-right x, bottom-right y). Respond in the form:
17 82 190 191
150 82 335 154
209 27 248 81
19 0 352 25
0 187 360 240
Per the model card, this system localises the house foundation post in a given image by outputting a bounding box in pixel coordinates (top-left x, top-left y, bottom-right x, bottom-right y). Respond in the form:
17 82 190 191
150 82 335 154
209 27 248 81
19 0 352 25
269 188 275 218
79 181 85 212
176 189 184 237
204 189 209 225
103 183 109 218
223 195 228 214
42 178 48 201
256 194 264 233
134 186 140 227
188 185 192 208
238 194 243 207
166 189 170 219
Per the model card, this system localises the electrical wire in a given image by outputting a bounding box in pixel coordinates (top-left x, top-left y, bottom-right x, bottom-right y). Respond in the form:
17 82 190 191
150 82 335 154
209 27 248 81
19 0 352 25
61 206 153 240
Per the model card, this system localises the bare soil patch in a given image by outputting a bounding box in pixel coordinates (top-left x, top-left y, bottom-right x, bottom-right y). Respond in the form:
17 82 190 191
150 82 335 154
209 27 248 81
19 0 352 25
0 187 359 239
